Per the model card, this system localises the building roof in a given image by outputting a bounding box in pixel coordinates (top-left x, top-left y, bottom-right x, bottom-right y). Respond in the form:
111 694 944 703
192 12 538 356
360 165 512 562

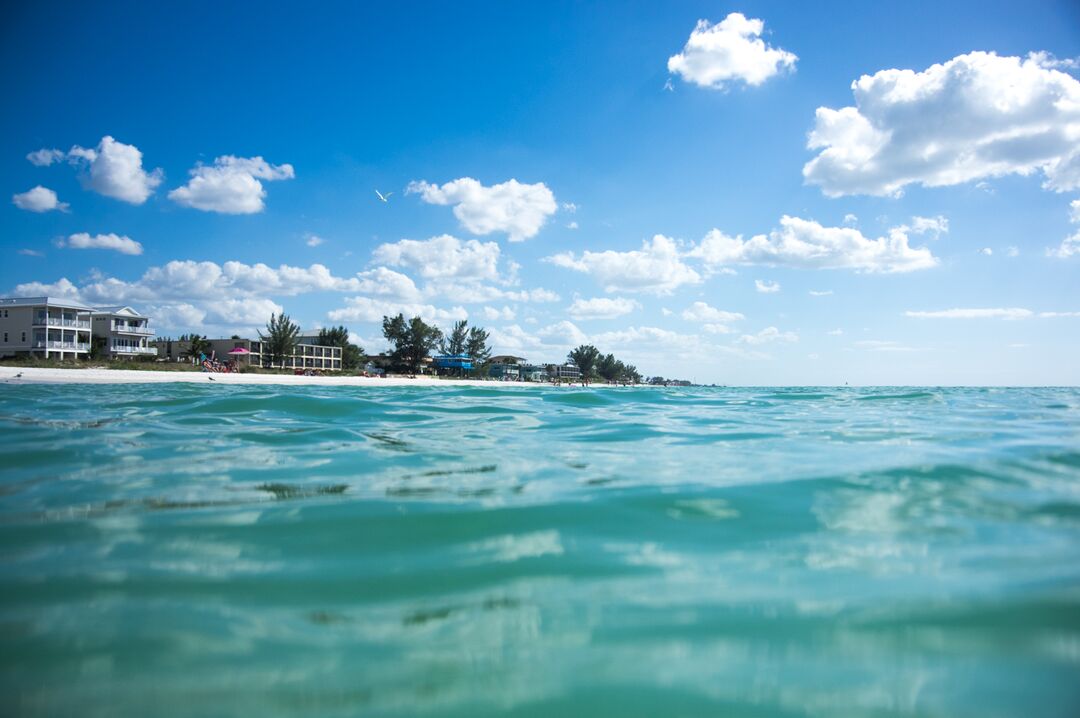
92 305 147 317
0 296 94 310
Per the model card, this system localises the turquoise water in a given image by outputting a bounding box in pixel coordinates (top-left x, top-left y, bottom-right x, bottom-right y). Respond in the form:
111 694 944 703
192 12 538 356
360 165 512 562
2 384 1079 717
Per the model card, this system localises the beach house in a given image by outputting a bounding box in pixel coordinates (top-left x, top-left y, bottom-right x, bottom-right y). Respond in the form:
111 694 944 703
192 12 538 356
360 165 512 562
0 296 93 360
154 335 342 371
91 306 157 359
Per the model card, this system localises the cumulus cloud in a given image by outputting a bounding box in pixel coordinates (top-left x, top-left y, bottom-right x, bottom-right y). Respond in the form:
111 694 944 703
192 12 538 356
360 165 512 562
482 305 516 321
1050 199 1080 258
62 232 143 255
804 52 1080 197
667 12 797 89
12 185 68 212
327 297 467 325
26 148 65 166
755 279 781 293
737 326 798 345
64 136 163 204
372 234 502 281
546 235 702 294
906 215 950 239
169 155 295 213
681 301 744 324
15 260 387 334
407 177 557 241
567 296 641 320
689 216 937 273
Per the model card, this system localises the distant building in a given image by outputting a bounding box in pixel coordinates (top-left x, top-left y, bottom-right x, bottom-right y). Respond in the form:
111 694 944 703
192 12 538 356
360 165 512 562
547 363 582 381
153 336 342 371
91 306 157 359
433 354 474 373
0 296 92 360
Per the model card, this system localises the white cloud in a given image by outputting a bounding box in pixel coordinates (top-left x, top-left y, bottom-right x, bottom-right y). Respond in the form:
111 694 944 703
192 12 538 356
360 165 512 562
905 308 1033 320
168 155 294 214
667 13 797 89
681 301 744 324
352 267 423 302
18 248 44 257
1006 246 1020 257
809 290 833 296
407 177 557 241
980 247 994 256
567 221 579 230
62 232 143 255
546 235 702 294
327 297 467 325
536 320 588 348
562 202 578 213
1050 200 1080 257
305 234 325 247
13 277 82 300
907 215 949 239
12 185 68 212
1038 311 1080 318
690 216 937 273
828 328 844 336
804 52 1080 197
755 279 781 293
66 136 163 204
738 326 798 345
372 234 502 282
842 213 858 226
856 340 921 352
26 148 64 166
567 296 640 320
482 305 516 321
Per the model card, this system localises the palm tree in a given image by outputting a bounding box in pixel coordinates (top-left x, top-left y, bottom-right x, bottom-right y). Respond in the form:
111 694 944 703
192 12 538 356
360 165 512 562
260 313 300 368
568 344 601 385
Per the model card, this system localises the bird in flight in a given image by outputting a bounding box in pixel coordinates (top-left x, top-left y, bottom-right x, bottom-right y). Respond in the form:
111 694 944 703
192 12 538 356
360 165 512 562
375 190 393 203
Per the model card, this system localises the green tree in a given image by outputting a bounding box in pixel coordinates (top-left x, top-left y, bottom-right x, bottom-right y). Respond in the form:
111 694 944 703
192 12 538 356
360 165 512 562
180 333 212 359
568 344 601 385
317 325 364 371
597 353 620 383
260 313 300 367
465 326 491 364
441 320 469 355
382 313 443 373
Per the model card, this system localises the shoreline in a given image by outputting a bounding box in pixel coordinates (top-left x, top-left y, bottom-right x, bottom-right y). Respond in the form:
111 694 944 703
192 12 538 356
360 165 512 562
0 366 600 387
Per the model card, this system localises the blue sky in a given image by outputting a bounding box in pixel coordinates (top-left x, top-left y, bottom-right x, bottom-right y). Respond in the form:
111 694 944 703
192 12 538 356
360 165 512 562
3 1 1079 384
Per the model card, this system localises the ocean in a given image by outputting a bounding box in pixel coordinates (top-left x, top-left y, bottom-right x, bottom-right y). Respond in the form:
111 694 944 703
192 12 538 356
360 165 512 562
1 383 1079 716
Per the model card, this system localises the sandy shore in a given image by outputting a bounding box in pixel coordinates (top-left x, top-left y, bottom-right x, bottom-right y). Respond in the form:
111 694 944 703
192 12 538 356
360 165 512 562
0 366 551 387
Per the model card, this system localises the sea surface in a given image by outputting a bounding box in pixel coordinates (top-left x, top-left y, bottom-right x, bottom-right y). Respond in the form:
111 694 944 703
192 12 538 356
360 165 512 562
1 383 1079 717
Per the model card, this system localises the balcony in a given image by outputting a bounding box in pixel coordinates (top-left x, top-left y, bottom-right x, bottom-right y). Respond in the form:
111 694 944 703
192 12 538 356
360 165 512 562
111 322 154 335
111 345 158 355
33 315 91 329
33 341 90 352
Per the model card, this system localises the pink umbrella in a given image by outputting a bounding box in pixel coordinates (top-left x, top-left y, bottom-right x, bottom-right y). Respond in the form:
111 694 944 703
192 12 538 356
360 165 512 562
227 347 251 355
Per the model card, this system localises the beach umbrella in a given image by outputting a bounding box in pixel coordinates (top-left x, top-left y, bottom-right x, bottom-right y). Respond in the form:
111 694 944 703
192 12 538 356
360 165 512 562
227 347 251 355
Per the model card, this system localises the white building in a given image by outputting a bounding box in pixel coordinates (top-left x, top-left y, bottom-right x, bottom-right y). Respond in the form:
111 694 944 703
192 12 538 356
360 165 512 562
91 306 157 359
0 296 93 360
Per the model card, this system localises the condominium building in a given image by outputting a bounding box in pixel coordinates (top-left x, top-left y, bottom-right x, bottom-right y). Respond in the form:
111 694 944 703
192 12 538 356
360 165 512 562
0 296 93 360
153 335 342 371
91 306 157 359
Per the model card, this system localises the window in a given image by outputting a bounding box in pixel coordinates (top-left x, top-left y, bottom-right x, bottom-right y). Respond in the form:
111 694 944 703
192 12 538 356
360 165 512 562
21 332 26 342
2 333 6 342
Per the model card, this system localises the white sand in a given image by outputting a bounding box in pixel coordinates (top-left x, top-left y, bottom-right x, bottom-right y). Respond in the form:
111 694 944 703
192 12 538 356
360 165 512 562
0 366 576 388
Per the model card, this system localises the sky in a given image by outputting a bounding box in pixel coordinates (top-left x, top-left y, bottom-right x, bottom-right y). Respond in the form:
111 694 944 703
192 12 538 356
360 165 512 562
2 0 1079 385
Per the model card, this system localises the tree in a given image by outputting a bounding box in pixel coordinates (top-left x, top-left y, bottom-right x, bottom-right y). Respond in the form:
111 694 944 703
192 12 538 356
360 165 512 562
382 313 442 373
568 344 601 385
465 326 491 364
260 313 300 368
597 353 620 383
180 333 212 359
317 325 364 371
441 320 469 355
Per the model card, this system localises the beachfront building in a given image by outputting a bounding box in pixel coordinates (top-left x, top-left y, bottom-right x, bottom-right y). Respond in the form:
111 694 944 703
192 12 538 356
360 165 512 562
547 363 582 381
154 336 342 371
433 354 474 375
0 296 93 360
90 306 157 360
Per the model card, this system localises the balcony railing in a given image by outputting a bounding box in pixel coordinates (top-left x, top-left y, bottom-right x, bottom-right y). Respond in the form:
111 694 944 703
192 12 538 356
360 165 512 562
111 322 154 335
111 345 157 355
33 341 90 351
33 315 91 329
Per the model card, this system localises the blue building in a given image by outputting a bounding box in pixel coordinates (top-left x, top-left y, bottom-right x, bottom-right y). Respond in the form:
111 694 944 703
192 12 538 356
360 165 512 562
433 354 474 373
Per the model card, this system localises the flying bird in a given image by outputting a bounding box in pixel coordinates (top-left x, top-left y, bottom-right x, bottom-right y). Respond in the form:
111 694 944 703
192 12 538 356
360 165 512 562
375 189 392 203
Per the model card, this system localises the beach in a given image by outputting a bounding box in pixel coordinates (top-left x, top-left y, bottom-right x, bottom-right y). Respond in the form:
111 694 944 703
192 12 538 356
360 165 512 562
0 366 546 387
